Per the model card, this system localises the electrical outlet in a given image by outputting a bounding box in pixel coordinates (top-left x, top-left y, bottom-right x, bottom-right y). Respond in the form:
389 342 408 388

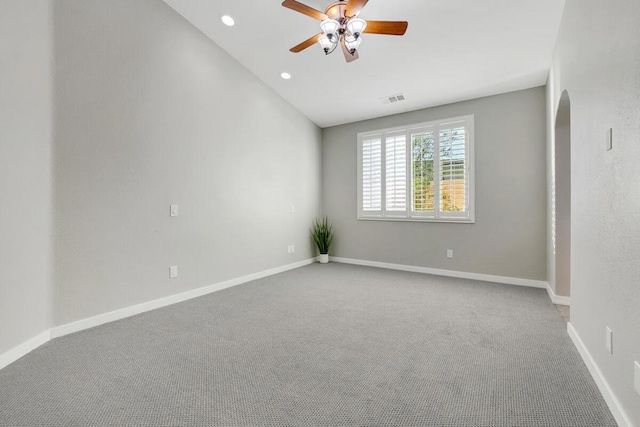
446 249 453 259
287 244 295 253
170 205 179 217
606 128 613 151
290 205 295 214
169 265 178 279
634 361 640 396
605 327 613 354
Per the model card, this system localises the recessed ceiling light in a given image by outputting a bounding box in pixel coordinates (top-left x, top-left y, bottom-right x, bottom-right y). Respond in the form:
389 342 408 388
280 72 292 80
221 15 235 26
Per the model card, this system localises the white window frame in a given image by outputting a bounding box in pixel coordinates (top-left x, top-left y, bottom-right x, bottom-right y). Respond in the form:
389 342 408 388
357 114 475 223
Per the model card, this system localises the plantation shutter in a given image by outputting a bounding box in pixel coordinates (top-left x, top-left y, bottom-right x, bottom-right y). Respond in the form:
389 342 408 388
385 133 407 212
357 115 473 222
362 137 382 212
439 122 467 214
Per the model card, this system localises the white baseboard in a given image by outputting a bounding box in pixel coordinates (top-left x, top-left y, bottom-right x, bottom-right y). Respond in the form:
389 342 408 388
330 256 548 289
567 322 632 427
0 330 51 371
0 258 315 371
51 258 316 339
546 283 571 306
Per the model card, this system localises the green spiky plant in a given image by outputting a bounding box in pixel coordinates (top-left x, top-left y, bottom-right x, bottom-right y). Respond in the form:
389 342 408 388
311 217 334 255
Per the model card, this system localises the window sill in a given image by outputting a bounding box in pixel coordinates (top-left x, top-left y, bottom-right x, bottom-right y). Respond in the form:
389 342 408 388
357 216 475 224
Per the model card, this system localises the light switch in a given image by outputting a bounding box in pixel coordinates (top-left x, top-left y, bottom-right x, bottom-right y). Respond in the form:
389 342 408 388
606 128 613 151
169 265 178 278
606 326 613 354
170 205 179 217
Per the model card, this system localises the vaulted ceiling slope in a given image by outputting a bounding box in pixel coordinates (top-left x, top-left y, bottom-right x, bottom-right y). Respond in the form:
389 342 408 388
163 0 565 128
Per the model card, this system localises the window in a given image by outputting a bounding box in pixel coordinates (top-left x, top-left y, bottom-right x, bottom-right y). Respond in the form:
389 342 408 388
357 115 474 223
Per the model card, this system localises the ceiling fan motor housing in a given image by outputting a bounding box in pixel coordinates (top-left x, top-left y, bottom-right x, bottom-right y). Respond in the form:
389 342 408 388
325 1 349 21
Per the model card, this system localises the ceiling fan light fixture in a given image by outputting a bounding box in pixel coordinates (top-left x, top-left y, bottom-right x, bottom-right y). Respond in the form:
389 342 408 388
344 36 362 54
347 18 367 38
320 18 340 40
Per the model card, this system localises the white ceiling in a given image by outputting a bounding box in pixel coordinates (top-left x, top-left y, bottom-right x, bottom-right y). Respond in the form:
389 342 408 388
163 0 565 128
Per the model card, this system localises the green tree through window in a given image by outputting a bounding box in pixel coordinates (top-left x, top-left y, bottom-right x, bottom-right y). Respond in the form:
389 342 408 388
411 132 435 211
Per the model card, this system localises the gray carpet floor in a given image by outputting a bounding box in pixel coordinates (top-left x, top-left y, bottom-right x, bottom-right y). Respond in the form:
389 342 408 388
0 263 617 426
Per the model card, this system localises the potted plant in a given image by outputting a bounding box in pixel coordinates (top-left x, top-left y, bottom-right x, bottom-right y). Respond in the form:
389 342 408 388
311 217 333 264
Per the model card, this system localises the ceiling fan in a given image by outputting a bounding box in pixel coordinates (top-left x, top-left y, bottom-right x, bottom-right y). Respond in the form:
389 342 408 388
282 0 408 63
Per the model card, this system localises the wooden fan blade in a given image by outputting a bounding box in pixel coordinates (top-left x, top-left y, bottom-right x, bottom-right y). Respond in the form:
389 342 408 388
341 38 359 63
281 0 328 21
345 0 369 17
363 21 409 36
290 33 323 53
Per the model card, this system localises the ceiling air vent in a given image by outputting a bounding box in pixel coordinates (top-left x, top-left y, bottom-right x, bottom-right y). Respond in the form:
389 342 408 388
380 94 406 105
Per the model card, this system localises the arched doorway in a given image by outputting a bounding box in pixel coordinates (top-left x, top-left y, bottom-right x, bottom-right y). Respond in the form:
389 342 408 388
554 90 571 298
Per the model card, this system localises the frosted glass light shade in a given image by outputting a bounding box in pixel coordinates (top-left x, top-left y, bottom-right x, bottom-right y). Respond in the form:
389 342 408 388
318 35 334 52
320 18 340 39
347 18 367 37
345 36 362 53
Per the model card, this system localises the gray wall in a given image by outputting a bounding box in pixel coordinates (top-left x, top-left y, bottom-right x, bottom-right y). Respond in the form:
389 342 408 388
52 0 322 325
554 94 571 297
0 0 54 355
547 0 640 423
323 87 547 281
